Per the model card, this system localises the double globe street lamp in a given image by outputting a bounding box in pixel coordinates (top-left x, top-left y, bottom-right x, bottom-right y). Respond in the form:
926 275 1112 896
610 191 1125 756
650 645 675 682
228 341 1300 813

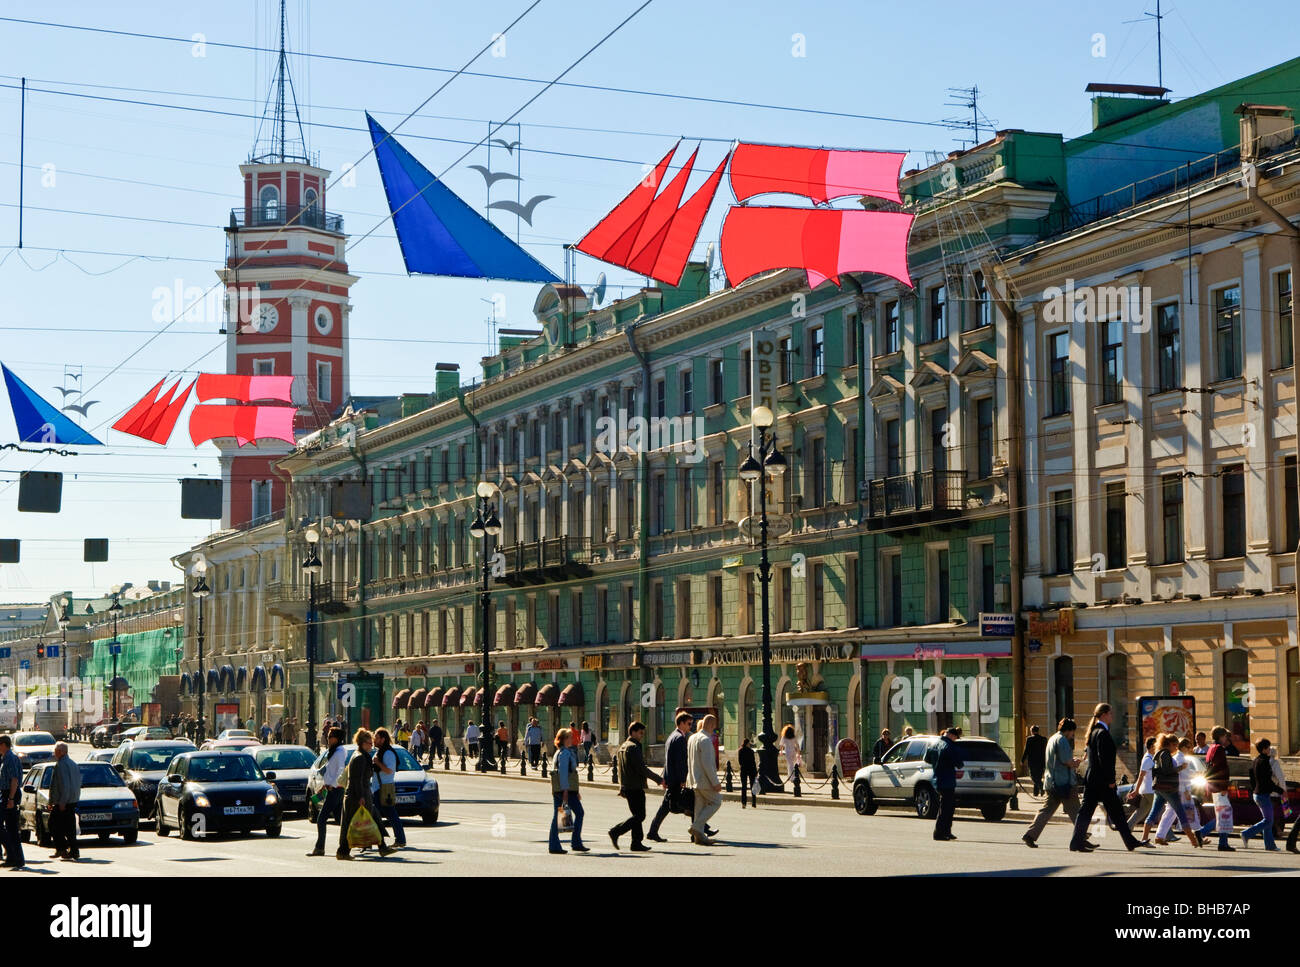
302 528 323 752
190 557 211 746
738 403 788 793
469 481 502 773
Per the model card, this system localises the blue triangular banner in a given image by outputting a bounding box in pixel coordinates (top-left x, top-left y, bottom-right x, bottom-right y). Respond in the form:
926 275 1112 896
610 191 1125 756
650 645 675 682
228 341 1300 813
366 113 560 284
1 363 102 445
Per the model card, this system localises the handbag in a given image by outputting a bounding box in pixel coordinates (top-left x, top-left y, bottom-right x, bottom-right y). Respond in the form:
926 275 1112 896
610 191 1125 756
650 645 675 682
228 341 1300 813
669 785 695 815
1213 792 1233 833
377 783 396 808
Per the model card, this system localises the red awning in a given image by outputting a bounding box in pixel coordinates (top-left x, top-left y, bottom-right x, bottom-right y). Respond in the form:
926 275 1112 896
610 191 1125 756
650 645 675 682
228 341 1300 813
494 683 515 706
392 688 412 710
408 688 427 710
514 682 537 706
441 687 461 707
424 687 444 708
558 683 585 707
536 683 558 707
460 687 478 708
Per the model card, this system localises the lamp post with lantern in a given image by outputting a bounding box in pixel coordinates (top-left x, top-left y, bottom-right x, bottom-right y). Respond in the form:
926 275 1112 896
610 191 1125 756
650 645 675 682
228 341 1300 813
302 528 323 752
107 589 123 722
56 599 70 734
469 481 502 772
738 404 788 793
190 557 211 746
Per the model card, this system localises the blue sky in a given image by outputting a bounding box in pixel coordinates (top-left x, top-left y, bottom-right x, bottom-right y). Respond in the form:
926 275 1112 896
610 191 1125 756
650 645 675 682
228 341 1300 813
0 0 1294 603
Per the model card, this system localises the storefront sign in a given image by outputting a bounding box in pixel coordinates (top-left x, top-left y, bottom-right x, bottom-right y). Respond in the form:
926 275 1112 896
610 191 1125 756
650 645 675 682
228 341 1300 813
751 329 777 417
706 643 834 666
979 613 1015 637
464 663 476 674
1027 608 1075 639
534 657 568 671
581 655 604 671
1137 695 1196 746
510 661 522 672
836 738 862 779
859 640 1012 661
641 649 698 667
404 664 428 676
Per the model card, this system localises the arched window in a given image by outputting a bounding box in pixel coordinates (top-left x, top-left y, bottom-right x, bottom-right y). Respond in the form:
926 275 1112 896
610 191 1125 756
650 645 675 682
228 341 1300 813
259 184 280 223
708 678 724 742
1106 653 1130 750
303 187 319 225
621 685 633 740
597 685 610 744
1286 647 1298 755
653 683 666 744
777 679 794 730
1223 649 1250 753
1161 649 1186 696
846 678 860 747
740 680 757 746
1053 656 1074 724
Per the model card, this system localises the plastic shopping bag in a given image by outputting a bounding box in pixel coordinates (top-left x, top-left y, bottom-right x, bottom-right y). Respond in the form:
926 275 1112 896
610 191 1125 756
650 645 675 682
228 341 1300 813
557 805 574 831
1213 792 1233 833
347 806 382 849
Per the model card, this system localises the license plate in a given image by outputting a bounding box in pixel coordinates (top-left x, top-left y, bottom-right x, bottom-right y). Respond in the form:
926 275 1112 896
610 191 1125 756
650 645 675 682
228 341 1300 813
290 794 305 802
80 812 112 823
396 795 416 804
223 806 254 815
971 770 994 779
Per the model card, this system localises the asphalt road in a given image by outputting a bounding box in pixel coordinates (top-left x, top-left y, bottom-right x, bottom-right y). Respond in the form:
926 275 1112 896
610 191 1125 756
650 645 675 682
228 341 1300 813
13 744 1294 877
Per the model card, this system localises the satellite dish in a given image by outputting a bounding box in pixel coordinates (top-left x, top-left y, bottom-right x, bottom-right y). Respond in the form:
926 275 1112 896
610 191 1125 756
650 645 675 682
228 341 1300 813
589 272 607 306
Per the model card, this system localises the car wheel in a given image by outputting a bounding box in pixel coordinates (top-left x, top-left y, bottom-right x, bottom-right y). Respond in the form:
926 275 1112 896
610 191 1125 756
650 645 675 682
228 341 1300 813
19 828 30 843
265 822 282 839
179 805 195 841
914 784 939 819
421 810 437 826
122 829 138 844
981 802 1007 822
35 815 51 847
853 782 878 816
155 801 170 836
98 832 111 842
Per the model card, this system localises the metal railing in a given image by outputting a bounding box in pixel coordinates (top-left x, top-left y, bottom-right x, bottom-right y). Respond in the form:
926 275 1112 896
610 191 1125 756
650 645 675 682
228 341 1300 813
500 537 592 574
867 470 966 517
230 204 344 234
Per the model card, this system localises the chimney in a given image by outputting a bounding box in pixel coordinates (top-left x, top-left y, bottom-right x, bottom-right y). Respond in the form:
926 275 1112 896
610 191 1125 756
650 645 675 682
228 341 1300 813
434 362 460 401
1236 103 1294 164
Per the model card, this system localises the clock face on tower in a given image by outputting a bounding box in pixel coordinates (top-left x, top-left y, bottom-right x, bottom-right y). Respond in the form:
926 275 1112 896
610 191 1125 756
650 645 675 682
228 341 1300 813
249 302 279 334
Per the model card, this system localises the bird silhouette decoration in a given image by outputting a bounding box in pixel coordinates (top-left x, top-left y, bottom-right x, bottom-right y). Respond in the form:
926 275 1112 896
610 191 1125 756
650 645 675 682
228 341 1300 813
490 138 521 154
489 195 554 225
466 165 520 189
63 400 100 417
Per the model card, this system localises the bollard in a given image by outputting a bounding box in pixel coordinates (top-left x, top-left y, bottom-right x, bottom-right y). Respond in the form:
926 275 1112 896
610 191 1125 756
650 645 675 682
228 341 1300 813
459 749 466 772
540 755 548 779
792 764 802 798
444 748 451 770
724 761 734 792
520 755 527 777
610 756 618 786
500 754 507 775
587 756 594 782
830 765 840 800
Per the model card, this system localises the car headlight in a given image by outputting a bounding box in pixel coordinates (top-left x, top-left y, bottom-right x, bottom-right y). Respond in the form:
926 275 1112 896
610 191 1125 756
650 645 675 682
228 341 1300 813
115 800 137 810
264 792 278 805
192 794 210 809
421 780 437 792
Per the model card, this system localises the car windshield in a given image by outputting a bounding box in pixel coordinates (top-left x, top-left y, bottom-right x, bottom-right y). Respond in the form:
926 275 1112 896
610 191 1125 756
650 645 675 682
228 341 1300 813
79 763 126 788
185 756 263 782
15 733 54 746
956 740 1011 763
221 731 253 738
130 747 192 770
333 746 420 771
254 748 316 770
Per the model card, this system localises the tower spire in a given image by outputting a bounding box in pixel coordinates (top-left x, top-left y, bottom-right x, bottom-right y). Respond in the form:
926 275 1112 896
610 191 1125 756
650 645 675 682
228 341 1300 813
251 0 311 165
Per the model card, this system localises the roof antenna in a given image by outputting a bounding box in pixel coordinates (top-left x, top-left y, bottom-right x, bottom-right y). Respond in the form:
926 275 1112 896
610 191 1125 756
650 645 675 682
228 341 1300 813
1125 0 1165 91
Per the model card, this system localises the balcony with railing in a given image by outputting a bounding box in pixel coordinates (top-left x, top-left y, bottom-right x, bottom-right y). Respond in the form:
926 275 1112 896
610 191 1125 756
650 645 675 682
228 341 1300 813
230 204 344 235
497 537 593 587
263 580 352 622
865 470 966 528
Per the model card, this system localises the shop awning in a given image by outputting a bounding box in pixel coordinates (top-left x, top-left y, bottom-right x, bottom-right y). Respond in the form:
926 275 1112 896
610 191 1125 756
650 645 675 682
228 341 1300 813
441 686 461 707
536 683 558 706
108 676 130 690
207 668 222 691
235 666 248 691
219 665 235 693
459 687 478 708
269 663 285 689
424 687 444 708
179 673 191 695
558 682 584 707
513 682 536 706
493 683 515 706
249 665 267 691
408 688 427 709
392 688 412 710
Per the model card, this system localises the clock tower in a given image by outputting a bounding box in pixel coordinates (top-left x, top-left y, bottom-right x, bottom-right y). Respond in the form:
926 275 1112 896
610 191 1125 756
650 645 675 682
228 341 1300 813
215 5 356 529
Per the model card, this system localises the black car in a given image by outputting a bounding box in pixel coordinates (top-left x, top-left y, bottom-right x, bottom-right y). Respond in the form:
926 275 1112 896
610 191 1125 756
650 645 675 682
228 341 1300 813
153 750 283 840
91 721 128 748
110 739 197 819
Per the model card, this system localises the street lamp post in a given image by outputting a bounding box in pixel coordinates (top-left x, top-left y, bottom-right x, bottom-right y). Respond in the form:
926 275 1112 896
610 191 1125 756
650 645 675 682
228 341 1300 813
190 558 211 746
470 481 502 773
738 404 788 793
302 529 323 753
57 601 70 734
108 590 123 722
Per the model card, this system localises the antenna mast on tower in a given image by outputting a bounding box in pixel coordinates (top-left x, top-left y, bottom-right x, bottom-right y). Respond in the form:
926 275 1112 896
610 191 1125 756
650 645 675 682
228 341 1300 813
250 0 311 165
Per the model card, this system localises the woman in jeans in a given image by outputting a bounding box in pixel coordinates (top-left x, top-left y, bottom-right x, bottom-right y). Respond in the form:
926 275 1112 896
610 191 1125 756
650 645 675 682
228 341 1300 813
548 728 588 855
580 721 593 763
1241 738 1282 850
1152 733 1199 847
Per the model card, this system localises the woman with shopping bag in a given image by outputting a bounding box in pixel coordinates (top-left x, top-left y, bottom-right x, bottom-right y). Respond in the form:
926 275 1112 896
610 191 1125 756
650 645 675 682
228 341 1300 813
548 728 588 855
337 728 394 860
1195 726 1235 851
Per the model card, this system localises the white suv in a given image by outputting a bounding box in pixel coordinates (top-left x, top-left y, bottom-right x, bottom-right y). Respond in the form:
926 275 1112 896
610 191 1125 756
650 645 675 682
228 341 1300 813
852 735 1016 822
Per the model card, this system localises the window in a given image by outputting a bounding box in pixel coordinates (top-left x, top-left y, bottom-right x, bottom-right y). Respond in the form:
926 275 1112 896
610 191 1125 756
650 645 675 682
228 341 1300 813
1052 490 1074 575
1215 286 1243 380
1053 656 1074 723
252 480 272 521
651 580 665 640
740 347 752 398
1106 653 1129 749
882 301 900 355
624 385 637 415
457 443 467 481
1280 271 1294 368
845 312 859 366
680 370 693 414
928 547 950 623
777 564 791 632
779 336 792 384
314 307 334 335
1048 332 1070 416
709 358 724 405
928 285 947 342
925 408 947 473
677 466 694 530
977 541 996 615
1156 304 1181 392
253 358 275 376
708 574 722 637
650 472 665 536
595 588 608 643
742 571 756 635
303 187 319 220
809 325 825 377
810 437 826 506
569 590 582 645
622 584 634 642
1100 319 1123 403
846 555 859 627
880 550 902 625
973 271 991 330
810 562 824 630
1104 481 1126 570
710 460 724 526
655 378 666 419
1223 649 1250 751
440 449 450 485
550 410 563 449
528 419 539 458
573 402 585 444
884 419 901 477
259 184 279 222
1287 647 1299 755
1161 475 1184 564
1221 464 1245 558
315 360 332 403
1285 456 1300 553
975 397 994 479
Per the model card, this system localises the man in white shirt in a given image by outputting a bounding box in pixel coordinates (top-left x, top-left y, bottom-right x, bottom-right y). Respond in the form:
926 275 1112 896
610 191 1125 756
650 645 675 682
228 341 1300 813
687 715 723 846
465 721 481 758
308 726 346 857
525 718 543 767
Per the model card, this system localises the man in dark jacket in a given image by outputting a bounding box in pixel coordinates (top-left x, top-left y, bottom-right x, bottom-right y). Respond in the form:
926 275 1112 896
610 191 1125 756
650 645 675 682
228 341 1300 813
336 729 393 860
932 728 964 841
1069 704 1147 852
872 729 893 764
647 711 693 842
738 739 758 807
1020 725 1048 796
427 719 444 765
1195 726 1235 851
609 722 664 852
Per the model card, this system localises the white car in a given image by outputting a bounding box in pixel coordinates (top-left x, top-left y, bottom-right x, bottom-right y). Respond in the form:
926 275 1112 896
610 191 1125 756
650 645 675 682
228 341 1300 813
11 731 58 770
249 745 317 817
853 735 1016 822
306 745 439 825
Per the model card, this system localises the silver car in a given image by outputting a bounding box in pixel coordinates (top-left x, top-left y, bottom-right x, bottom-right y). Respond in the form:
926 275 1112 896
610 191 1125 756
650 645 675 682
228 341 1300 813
853 735 1016 822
